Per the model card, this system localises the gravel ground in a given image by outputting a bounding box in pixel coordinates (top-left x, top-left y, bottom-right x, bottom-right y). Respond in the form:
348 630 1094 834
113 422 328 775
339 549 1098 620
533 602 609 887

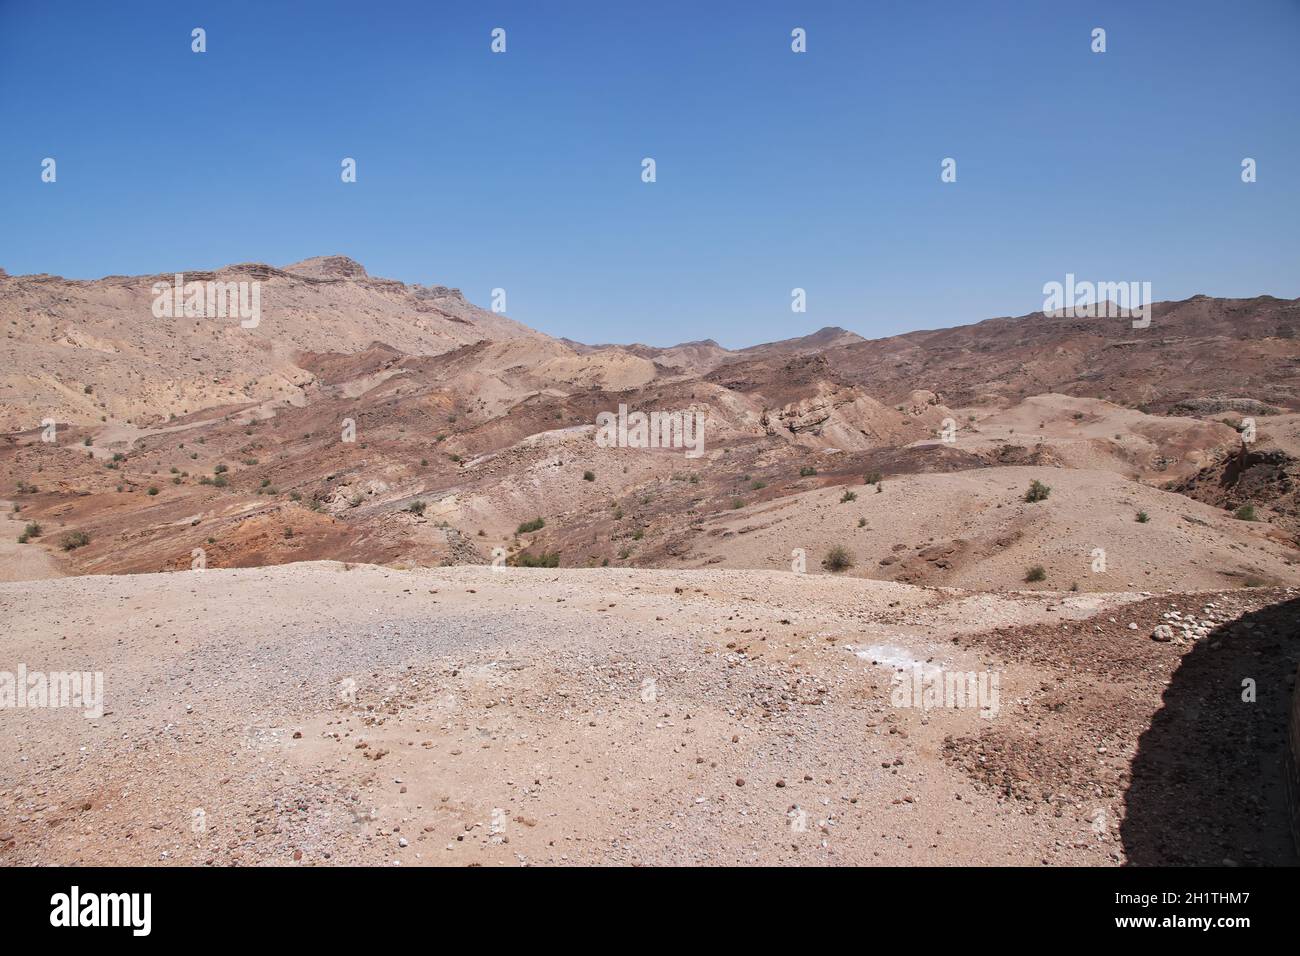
1 562 1294 866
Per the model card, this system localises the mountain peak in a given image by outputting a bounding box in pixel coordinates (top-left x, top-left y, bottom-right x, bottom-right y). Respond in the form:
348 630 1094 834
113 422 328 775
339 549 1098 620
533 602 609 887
283 255 369 280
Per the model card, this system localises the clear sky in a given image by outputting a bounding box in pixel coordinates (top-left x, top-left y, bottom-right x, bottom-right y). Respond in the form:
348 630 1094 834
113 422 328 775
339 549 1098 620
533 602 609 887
1 0 1297 347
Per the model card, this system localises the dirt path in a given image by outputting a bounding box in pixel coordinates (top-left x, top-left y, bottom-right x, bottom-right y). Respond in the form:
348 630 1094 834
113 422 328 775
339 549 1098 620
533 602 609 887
0 501 63 582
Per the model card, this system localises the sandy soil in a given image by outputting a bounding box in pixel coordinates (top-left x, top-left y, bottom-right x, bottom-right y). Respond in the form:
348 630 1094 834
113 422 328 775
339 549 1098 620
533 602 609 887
2 562 1295 866
690 465 1300 591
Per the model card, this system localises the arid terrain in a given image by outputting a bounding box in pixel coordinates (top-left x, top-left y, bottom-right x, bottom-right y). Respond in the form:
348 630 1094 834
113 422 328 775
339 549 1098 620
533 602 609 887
2 257 1298 865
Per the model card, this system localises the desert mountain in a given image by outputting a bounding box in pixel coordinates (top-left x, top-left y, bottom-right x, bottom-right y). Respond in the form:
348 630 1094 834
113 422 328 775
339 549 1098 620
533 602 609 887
2 258 1298 597
0 256 547 431
563 326 867 375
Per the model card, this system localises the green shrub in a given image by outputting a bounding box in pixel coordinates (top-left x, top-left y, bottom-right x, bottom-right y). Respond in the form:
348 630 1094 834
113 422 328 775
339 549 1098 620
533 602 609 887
23 522 42 538
1136 511 1149 523
799 466 817 477
583 471 595 482
1234 504 1257 521
517 517 545 534
514 551 560 568
408 500 426 516
1025 565 1046 582
863 471 883 485
60 530 91 551
822 546 855 572
840 490 858 503
1024 479 1051 503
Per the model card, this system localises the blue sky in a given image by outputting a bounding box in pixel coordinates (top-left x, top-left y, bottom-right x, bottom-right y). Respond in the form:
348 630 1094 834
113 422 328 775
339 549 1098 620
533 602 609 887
1 0 1297 347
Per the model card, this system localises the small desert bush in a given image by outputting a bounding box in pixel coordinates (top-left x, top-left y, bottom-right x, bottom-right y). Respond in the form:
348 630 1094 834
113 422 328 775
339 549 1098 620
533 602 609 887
517 517 545 534
822 545 855 572
583 470 595 482
863 471 883 485
1136 511 1149 523
1024 479 1051 503
514 551 560 568
1025 565 1046 582
408 500 426 516
60 530 91 551
1234 504 1257 521
840 490 858 503
799 466 818 478
23 522 42 538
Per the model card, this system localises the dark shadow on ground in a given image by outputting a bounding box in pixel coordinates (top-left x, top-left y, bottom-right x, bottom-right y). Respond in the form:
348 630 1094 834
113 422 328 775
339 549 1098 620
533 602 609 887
1121 596 1300 865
